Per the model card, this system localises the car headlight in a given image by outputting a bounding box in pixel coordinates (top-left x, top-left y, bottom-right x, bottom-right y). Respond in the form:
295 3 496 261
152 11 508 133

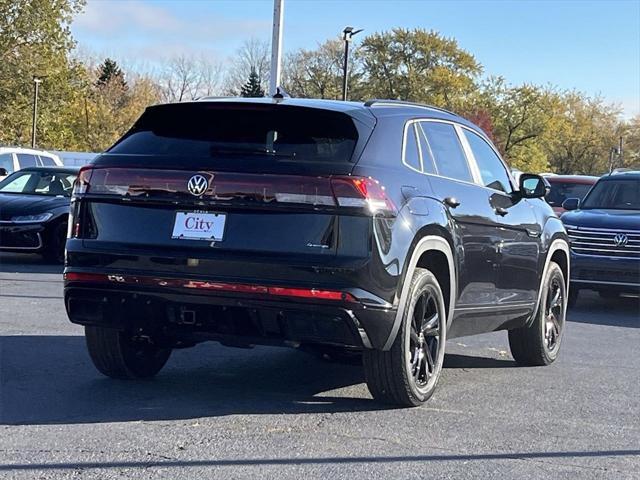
10 213 53 223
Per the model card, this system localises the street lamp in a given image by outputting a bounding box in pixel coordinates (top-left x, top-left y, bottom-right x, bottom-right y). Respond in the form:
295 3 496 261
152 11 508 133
31 77 42 148
341 26 363 101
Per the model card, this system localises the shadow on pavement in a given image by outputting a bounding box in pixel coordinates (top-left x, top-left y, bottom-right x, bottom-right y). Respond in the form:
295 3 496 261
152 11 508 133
568 290 639 328
1 335 515 425
1 449 639 472
0 253 63 274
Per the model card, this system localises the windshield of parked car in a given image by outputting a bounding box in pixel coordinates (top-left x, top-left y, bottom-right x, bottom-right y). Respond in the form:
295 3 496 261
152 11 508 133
580 179 640 210
546 181 594 207
0 170 77 197
110 104 359 164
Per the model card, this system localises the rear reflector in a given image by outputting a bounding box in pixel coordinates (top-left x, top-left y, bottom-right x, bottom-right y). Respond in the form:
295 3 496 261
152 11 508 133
72 167 396 216
63 272 358 303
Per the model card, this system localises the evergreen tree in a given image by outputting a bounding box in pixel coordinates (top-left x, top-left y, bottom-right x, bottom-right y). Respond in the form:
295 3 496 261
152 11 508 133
240 68 264 97
96 58 127 89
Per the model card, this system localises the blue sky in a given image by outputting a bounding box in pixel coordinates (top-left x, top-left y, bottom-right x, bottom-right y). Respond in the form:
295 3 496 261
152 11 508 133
72 0 640 116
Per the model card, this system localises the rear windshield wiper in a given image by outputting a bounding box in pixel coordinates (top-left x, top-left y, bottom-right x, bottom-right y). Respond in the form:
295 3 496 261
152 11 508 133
210 147 296 159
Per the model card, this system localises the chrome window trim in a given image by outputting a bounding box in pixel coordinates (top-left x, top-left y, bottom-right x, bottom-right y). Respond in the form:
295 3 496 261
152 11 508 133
400 118 518 195
400 120 423 174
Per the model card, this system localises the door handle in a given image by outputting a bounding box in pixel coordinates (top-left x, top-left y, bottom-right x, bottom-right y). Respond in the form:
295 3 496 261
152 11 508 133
495 206 509 216
444 197 460 208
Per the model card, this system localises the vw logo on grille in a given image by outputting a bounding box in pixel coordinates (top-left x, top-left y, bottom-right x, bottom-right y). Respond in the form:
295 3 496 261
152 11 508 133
187 174 209 196
613 233 628 247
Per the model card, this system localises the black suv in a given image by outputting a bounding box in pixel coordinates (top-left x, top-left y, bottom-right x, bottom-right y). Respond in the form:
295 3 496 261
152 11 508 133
64 98 570 406
561 171 640 304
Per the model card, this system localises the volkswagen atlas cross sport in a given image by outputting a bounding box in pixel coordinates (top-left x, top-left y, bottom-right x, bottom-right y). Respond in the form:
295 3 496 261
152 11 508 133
64 98 570 407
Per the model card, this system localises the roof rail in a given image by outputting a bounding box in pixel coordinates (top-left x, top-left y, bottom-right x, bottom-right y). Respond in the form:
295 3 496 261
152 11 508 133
364 99 458 116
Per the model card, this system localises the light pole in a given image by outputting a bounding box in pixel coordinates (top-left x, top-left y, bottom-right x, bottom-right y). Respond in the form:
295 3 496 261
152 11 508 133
341 26 363 101
31 77 42 148
269 0 284 96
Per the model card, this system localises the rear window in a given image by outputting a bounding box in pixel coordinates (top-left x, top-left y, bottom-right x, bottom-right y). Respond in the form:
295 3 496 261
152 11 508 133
110 104 359 164
546 181 594 207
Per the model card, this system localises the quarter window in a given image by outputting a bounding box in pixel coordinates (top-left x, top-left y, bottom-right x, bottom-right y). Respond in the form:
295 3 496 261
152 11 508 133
464 130 512 192
420 122 472 183
38 155 57 166
403 124 421 172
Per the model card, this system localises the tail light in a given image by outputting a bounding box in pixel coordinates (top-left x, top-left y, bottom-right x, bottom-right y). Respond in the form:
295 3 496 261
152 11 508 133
71 167 396 216
64 272 358 303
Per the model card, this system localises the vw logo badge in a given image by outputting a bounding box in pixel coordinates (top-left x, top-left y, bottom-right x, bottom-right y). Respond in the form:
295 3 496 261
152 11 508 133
613 233 628 247
187 174 208 196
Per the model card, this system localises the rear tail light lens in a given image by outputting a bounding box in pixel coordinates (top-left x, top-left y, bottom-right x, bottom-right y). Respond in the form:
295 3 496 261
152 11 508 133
330 177 396 214
71 167 395 216
64 272 357 303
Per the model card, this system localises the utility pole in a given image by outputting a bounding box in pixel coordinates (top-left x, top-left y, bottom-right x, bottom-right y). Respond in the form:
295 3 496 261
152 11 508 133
341 26 363 101
269 0 284 96
619 135 624 166
31 77 42 148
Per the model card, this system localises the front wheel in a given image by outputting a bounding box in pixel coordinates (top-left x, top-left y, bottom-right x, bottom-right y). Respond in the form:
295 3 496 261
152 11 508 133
363 268 447 407
85 326 171 379
508 261 567 366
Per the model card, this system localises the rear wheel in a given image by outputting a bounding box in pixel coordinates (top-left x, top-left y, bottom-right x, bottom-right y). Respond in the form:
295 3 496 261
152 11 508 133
363 268 447 407
85 326 171 379
509 262 567 366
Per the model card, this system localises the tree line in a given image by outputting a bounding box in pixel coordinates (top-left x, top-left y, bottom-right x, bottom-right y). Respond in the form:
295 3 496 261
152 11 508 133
0 0 637 174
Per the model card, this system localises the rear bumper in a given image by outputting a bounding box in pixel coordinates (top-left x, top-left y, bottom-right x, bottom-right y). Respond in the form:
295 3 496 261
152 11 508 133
0 224 45 252
570 252 640 293
64 272 397 350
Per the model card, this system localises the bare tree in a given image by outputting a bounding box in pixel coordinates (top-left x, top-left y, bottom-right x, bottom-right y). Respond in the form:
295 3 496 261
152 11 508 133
225 38 270 95
197 55 224 98
157 54 224 102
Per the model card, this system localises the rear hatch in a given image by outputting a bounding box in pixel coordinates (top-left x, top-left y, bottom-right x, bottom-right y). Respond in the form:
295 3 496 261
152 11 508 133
70 101 389 282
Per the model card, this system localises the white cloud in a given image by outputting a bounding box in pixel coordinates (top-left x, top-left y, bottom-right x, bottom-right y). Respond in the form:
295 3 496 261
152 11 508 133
75 0 180 34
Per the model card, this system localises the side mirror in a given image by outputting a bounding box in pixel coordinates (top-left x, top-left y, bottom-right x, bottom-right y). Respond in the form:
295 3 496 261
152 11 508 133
562 198 580 211
0 167 7 177
518 173 547 199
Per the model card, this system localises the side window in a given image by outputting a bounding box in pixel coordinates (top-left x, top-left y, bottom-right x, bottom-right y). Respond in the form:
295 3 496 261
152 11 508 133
38 155 57 166
0 153 13 173
16 154 38 168
464 130 512 193
403 123 421 172
420 122 473 183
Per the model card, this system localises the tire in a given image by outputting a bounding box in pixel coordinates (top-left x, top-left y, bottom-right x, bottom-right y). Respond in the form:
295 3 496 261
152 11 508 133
363 268 447 407
509 261 567 366
85 326 171 379
42 221 67 264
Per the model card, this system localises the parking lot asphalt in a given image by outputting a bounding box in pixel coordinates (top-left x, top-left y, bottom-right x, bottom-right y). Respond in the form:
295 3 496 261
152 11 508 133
0 252 639 480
